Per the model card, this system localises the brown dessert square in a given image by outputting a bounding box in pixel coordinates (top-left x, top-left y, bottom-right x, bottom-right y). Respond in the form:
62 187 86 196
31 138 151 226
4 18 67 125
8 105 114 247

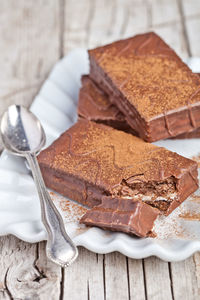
38 120 198 237
38 120 198 216
89 32 200 142
78 75 200 139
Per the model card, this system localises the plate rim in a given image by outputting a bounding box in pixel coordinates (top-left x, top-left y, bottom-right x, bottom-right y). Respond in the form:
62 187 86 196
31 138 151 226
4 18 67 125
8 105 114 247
0 49 200 262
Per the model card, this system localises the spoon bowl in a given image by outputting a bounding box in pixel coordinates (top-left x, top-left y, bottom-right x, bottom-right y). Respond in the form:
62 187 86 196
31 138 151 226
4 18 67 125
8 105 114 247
1 105 45 155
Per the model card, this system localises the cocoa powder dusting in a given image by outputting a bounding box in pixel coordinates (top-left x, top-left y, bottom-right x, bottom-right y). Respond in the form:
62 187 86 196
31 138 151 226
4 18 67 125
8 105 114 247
90 32 200 120
179 212 200 221
50 191 88 222
192 154 200 168
60 200 87 215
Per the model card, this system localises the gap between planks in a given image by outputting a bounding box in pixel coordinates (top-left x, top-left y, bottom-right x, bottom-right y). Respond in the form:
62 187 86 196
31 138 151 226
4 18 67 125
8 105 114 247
177 0 192 56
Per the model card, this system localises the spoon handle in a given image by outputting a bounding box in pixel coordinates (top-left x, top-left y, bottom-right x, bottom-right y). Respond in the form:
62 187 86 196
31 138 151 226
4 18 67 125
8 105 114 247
25 152 78 267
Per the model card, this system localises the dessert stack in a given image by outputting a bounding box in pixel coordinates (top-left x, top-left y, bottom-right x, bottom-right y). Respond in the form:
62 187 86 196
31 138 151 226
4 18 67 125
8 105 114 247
79 32 200 141
38 32 200 237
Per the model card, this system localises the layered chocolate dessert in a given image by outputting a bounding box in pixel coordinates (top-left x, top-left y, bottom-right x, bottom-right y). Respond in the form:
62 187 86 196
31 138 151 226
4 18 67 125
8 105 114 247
38 120 198 237
89 32 200 142
78 75 136 134
80 196 159 237
78 75 200 139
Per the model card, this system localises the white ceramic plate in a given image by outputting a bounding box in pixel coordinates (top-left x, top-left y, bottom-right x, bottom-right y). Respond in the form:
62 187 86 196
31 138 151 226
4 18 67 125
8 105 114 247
1 50 200 262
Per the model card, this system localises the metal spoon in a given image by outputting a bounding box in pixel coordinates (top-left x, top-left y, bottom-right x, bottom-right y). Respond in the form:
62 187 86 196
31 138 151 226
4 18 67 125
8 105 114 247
0 104 78 267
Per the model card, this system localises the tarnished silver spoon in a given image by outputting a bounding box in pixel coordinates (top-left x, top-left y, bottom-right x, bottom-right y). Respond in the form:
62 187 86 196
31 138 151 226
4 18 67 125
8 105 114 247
0 104 78 267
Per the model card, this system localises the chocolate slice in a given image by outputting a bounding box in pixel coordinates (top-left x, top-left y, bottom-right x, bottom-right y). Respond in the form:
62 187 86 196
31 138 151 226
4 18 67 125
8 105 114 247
80 196 160 237
171 127 200 139
78 75 200 140
78 75 136 134
38 120 198 219
89 32 200 142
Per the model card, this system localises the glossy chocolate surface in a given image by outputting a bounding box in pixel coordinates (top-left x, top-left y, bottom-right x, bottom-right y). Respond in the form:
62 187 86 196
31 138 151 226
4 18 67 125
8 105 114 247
78 75 135 133
78 75 200 140
38 120 198 237
78 75 123 122
80 196 160 237
89 32 200 141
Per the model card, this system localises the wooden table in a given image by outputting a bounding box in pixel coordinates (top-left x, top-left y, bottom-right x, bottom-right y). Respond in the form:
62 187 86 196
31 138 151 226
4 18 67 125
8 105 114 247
0 1 200 299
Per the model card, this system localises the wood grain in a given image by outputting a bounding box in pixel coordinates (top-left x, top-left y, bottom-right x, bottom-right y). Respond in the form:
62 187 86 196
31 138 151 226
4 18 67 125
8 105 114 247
182 0 200 17
63 248 104 300
144 257 173 300
0 0 200 299
0 237 61 299
128 258 146 300
0 0 60 110
171 256 200 300
185 17 200 56
103 252 130 300
151 0 180 25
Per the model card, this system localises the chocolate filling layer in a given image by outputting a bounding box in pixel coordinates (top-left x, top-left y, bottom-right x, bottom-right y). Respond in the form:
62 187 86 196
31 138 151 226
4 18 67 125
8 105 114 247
112 177 177 212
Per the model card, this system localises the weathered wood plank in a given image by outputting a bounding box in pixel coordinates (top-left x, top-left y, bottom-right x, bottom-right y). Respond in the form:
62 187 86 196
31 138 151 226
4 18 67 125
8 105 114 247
193 253 200 295
170 256 200 300
86 0 117 48
63 247 104 300
182 0 200 18
143 257 173 300
151 0 180 25
104 252 129 300
63 0 149 52
128 258 146 300
63 0 188 59
185 18 200 57
0 0 60 116
0 236 61 300
116 0 149 38
151 0 188 59
64 0 121 52
153 23 189 59
63 0 93 53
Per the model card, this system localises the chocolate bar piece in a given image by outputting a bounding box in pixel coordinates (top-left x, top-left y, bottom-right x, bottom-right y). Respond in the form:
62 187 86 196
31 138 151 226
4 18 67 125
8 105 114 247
80 196 159 237
78 75 200 140
89 32 200 142
38 120 198 219
172 127 200 139
78 75 136 134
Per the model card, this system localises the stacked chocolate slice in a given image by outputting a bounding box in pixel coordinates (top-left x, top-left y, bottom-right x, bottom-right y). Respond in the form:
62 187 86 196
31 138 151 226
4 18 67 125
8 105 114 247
38 120 198 237
79 32 200 141
78 75 200 140
38 32 200 237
